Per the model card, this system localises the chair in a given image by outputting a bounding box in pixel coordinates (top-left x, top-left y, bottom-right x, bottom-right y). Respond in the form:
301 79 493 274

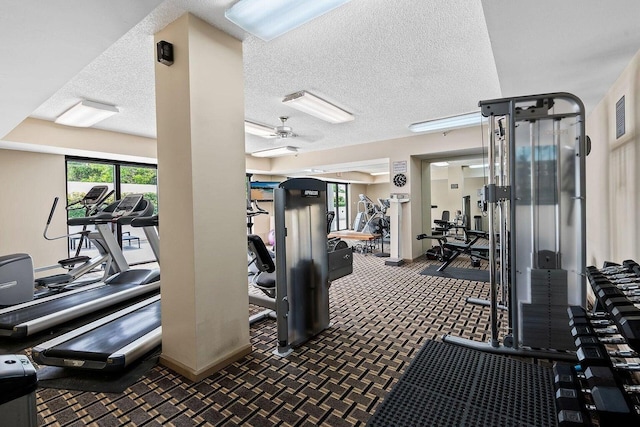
433 210 452 235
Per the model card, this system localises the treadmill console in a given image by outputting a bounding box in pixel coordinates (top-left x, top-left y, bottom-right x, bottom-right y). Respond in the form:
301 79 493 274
113 194 143 218
83 185 109 205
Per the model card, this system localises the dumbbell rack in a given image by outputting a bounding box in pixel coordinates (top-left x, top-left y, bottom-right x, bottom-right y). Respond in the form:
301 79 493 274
553 260 640 426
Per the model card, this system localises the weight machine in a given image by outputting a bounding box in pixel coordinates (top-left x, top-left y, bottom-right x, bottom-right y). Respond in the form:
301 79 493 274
353 194 390 236
444 93 588 358
248 178 352 356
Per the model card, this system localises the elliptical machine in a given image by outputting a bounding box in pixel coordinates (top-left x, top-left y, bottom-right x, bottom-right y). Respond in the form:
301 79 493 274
0 186 114 306
38 185 116 288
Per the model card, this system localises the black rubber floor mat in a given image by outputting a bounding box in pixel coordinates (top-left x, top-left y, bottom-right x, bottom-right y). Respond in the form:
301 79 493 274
36 349 160 393
367 340 557 427
420 265 490 282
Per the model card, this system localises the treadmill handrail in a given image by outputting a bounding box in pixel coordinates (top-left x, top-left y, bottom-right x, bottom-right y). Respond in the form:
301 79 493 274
0 282 106 314
9 281 160 336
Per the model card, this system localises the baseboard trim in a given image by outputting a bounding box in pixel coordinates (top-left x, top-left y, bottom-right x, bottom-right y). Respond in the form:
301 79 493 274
160 343 252 382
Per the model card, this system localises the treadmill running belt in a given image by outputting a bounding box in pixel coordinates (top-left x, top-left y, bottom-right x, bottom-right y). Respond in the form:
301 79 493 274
0 283 141 329
44 300 161 361
0 283 145 328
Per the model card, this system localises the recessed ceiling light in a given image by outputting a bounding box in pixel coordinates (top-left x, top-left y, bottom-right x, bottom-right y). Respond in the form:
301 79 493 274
225 0 351 42
245 121 276 138
468 164 488 169
282 91 354 123
432 161 449 167
370 171 389 176
55 100 118 127
251 146 298 158
409 112 484 134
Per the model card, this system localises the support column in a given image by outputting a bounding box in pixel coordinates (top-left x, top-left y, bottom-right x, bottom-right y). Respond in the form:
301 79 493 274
385 196 410 266
154 13 250 381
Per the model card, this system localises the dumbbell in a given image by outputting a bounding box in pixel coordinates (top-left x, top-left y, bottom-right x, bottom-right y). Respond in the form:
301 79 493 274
557 363 637 425
580 366 636 425
553 363 586 426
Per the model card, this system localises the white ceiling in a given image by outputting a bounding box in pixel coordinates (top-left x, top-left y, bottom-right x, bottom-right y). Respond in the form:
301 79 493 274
3 0 640 173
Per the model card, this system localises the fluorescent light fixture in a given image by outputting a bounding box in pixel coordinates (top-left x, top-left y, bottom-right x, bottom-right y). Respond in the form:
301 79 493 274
245 121 276 138
469 164 488 169
409 112 484 134
225 0 351 42
432 161 449 167
55 100 118 127
251 146 298 158
370 171 389 176
282 91 354 123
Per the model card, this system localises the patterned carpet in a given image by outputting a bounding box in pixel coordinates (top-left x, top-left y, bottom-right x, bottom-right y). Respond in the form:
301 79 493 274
31 253 500 426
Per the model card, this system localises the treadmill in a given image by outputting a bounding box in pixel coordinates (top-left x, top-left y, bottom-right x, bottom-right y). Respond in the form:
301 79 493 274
0 195 159 338
33 215 161 371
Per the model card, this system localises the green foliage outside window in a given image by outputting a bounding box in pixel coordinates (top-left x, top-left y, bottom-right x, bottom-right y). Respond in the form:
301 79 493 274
120 166 158 185
333 186 347 207
67 163 157 185
67 162 114 183
66 162 158 218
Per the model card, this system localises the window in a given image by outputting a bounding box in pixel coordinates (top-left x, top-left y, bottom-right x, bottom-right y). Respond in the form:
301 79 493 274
326 182 349 231
66 157 158 266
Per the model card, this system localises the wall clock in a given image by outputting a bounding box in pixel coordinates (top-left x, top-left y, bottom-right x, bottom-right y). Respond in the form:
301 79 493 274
393 173 407 187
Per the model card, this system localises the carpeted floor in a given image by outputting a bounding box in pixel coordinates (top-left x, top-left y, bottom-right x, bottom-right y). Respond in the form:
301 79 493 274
28 253 505 426
420 265 490 282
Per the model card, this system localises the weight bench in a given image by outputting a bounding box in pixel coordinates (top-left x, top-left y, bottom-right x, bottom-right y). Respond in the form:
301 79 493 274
417 229 490 271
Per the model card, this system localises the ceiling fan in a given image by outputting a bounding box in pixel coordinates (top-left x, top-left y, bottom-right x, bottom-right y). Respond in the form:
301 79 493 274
273 116 297 139
245 116 298 139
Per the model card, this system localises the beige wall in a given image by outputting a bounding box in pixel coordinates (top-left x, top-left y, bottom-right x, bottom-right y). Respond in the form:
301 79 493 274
364 183 391 205
6 118 157 161
0 149 67 268
586 48 640 266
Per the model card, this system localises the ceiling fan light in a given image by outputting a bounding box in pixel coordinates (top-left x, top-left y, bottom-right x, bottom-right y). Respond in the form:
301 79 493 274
282 91 354 123
251 146 298 158
245 121 276 138
225 0 351 42
409 112 484 134
55 100 118 127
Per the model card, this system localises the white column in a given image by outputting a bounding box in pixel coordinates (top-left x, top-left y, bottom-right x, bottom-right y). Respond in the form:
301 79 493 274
385 196 410 266
154 13 250 381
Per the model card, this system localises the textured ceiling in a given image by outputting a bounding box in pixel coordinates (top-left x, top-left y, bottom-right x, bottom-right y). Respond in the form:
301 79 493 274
4 0 640 173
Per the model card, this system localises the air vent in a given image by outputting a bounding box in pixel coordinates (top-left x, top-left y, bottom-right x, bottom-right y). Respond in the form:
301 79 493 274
616 95 625 139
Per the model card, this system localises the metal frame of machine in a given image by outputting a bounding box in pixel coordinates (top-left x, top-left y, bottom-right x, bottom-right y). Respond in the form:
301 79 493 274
444 92 587 358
